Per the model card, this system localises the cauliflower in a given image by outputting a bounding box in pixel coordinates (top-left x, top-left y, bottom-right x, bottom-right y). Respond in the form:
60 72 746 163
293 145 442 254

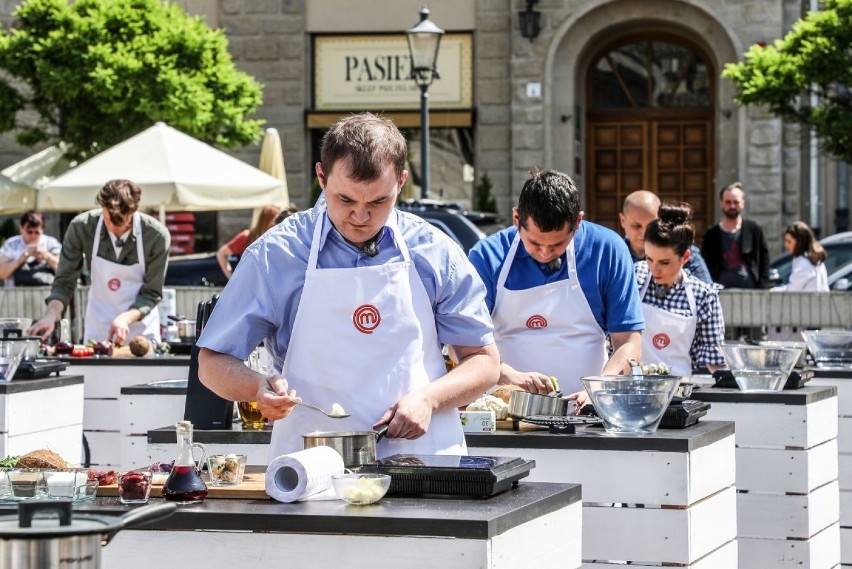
641 362 672 375
466 394 510 420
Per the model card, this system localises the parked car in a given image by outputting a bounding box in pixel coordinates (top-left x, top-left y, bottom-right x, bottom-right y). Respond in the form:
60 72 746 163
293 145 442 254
165 204 493 286
768 231 852 287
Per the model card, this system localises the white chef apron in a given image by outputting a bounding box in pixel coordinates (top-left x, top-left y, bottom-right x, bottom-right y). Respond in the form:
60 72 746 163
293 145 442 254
269 209 466 459
638 270 697 377
85 213 160 343
492 233 607 394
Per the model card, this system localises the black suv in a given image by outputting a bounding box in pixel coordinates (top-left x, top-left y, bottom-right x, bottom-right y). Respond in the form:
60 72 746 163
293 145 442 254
165 202 501 286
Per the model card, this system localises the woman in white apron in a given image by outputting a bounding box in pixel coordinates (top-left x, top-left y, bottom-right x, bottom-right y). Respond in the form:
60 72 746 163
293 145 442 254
636 203 726 376
85 212 160 343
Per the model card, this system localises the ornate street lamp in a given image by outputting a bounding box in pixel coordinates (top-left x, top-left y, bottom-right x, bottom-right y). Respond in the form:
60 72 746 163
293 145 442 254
406 6 444 200
518 0 542 42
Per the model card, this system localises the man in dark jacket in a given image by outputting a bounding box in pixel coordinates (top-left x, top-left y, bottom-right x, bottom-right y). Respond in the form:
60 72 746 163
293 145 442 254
701 181 770 288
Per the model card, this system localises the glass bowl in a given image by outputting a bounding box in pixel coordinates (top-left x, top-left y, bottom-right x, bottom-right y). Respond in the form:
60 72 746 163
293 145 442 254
719 343 802 392
581 375 682 435
118 469 152 504
802 330 852 367
757 340 809 368
331 473 391 505
44 469 89 499
207 454 247 486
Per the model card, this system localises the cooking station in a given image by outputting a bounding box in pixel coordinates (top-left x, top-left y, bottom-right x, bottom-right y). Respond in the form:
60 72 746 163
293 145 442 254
808 366 852 566
148 420 737 567
61 482 582 569
467 420 737 568
689 380 841 569
0 374 83 463
59 356 190 469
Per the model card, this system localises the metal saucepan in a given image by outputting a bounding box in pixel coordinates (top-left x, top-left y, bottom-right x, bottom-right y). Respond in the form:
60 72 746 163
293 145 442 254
302 425 389 468
508 390 573 420
168 315 196 342
0 500 176 569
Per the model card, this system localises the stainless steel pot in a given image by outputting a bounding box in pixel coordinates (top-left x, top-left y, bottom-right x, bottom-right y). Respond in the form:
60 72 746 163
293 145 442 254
508 390 572 420
168 316 196 342
0 500 176 569
302 425 389 468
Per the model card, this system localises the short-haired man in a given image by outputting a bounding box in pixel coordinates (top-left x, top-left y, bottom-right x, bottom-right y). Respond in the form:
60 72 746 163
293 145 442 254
197 113 499 459
0 211 61 287
701 182 770 288
29 180 171 344
468 169 644 404
619 190 713 284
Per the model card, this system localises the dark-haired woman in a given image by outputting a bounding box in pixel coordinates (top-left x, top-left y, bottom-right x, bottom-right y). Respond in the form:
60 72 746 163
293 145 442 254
767 222 828 340
771 221 828 292
634 203 727 375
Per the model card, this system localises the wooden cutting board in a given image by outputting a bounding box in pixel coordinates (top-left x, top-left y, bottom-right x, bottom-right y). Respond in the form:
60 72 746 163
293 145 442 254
97 472 270 500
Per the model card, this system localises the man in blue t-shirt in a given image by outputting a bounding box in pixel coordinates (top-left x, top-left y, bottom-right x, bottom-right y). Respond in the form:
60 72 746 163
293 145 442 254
468 170 644 405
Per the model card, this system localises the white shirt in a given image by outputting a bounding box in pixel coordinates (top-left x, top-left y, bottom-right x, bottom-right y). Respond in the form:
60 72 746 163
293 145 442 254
771 255 829 292
0 234 62 288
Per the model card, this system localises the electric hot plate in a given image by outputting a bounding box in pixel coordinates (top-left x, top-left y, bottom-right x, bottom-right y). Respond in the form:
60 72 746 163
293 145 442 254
359 454 535 498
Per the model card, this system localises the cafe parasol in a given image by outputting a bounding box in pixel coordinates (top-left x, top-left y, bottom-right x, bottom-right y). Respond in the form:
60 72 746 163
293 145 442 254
39 122 285 215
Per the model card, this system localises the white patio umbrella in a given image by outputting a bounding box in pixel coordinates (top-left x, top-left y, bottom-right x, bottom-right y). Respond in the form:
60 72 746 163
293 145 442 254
2 144 73 193
254 127 290 224
0 173 38 214
41 122 285 214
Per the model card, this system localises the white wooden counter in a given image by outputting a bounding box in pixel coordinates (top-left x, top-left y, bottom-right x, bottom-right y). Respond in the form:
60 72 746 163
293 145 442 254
60 356 190 468
691 382 841 569
467 420 737 568
809 370 852 566
119 379 187 470
0 375 84 462
76 484 583 569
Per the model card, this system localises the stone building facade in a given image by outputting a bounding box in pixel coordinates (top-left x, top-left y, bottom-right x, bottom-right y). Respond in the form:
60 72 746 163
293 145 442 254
0 0 845 254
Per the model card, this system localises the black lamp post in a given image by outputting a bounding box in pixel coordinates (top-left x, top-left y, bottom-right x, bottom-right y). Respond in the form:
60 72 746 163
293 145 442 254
406 6 444 200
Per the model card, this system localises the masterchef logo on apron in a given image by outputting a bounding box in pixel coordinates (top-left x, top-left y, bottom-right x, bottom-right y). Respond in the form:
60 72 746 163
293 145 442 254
108 278 121 291
653 333 670 350
353 304 381 334
525 315 548 329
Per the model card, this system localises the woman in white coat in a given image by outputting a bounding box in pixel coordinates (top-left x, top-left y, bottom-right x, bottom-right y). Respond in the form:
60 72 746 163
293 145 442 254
772 221 829 292
767 221 828 340
634 203 727 376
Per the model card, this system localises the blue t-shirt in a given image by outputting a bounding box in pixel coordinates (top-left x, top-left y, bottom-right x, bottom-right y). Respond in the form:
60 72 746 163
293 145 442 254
468 222 644 334
198 205 495 370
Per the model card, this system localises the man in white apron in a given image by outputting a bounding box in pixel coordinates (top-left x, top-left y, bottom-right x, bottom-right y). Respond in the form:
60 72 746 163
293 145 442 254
29 180 170 345
635 204 726 375
468 169 644 403
197 114 498 459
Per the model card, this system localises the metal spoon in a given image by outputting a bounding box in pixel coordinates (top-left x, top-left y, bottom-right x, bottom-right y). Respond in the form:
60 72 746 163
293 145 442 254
265 377 351 419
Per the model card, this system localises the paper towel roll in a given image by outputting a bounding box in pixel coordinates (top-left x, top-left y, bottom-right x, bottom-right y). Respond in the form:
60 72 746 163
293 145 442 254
265 446 344 503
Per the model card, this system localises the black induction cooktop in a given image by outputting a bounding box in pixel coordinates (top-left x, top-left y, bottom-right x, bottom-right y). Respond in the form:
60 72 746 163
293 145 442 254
359 454 535 498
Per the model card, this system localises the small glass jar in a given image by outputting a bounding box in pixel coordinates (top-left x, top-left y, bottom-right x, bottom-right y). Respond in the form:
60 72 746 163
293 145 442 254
118 469 152 504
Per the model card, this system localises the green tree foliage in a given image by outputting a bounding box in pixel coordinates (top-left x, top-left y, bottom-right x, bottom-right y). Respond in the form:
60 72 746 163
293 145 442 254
0 0 264 161
474 173 497 213
722 0 852 162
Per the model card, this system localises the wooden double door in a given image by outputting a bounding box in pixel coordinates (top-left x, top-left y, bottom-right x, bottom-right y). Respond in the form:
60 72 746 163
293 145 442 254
585 116 714 240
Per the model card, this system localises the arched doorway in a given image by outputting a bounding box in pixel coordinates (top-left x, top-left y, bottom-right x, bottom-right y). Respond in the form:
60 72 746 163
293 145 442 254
584 34 715 238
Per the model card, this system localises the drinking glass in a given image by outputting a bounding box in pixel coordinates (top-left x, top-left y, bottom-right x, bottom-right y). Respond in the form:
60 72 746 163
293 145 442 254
237 401 265 430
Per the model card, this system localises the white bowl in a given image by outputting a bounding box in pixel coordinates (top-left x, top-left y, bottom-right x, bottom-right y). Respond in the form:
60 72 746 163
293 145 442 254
331 473 391 505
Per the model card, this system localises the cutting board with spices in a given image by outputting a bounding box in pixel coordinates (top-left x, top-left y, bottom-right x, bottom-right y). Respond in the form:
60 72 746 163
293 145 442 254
98 472 270 500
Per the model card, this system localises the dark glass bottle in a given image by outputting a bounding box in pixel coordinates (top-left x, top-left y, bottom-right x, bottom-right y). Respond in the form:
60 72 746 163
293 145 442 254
162 420 208 504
